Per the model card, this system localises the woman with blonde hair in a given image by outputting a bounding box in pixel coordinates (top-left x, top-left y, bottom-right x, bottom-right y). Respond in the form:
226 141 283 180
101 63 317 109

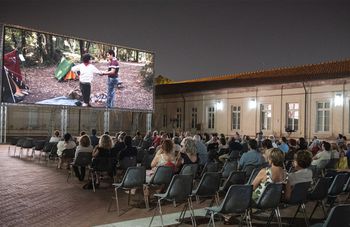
92 134 112 158
176 137 198 170
252 148 288 202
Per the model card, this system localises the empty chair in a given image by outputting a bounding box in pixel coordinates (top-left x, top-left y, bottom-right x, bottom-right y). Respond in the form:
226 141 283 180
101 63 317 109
243 164 260 181
14 138 26 157
200 162 219 177
327 173 348 209
8 137 19 156
343 175 350 202
149 174 195 227
219 171 246 194
32 140 46 160
40 142 57 161
310 204 350 227
284 182 311 227
192 172 221 206
251 183 283 227
119 156 137 170
111 166 146 215
221 160 238 179
206 185 253 227
144 166 174 209
308 177 332 220
67 152 92 182
246 167 261 185
180 164 198 179
20 138 35 158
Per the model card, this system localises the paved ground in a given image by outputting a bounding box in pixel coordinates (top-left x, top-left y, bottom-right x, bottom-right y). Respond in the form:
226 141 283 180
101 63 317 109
0 144 346 227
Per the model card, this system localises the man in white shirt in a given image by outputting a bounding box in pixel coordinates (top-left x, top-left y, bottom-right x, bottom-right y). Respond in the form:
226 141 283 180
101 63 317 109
311 141 331 168
71 54 101 107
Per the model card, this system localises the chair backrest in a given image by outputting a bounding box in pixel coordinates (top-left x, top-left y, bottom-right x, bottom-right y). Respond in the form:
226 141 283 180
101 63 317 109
256 183 283 209
318 159 330 170
142 153 155 170
92 157 113 172
165 174 193 202
22 138 34 148
195 172 221 197
121 166 146 188
328 173 348 196
119 156 137 170
16 138 26 147
150 166 174 186
343 175 350 192
34 140 46 150
62 148 76 159
246 167 261 185
288 181 311 204
229 149 240 161
222 161 238 178
243 164 259 178
10 137 19 145
201 162 219 176
43 142 58 153
180 164 198 178
323 204 350 227
222 171 246 192
325 159 339 169
74 152 92 166
219 185 253 214
136 148 145 163
308 177 331 201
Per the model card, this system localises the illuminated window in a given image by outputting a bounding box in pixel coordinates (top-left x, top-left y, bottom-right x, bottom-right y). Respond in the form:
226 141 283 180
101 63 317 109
231 105 241 130
208 106 215 129
316 101 330 132
260 104 272 130
287 103 299 131
191 107 198 129
176 108 182 128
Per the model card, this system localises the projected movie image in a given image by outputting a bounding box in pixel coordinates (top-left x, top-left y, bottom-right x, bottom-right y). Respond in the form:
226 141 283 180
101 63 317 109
2 25 155 111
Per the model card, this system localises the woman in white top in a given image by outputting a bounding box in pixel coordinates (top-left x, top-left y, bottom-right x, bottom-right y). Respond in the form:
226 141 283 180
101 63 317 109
71 53 101 107
73 135 93 181
57 133 76 168
151 139 176 170
49 130 61 143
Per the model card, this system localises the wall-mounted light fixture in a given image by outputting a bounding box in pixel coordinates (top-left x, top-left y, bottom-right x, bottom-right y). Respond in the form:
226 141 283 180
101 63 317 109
249 98 256 109
216 100 223 111
334 93 343 106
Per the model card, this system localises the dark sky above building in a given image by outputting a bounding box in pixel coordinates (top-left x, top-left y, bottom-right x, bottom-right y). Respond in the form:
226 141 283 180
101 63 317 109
1 0 350 81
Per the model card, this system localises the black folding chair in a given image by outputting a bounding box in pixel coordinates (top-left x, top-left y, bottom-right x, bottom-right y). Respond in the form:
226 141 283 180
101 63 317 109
90 157 115 192
206 185 253 227
310 204 350 227
192 172 221 205
111 166 146 215
308 177 332 221
327 173 348 210
67 152 92 182
149 174 195 227
180 164 199 179
219 171 246 195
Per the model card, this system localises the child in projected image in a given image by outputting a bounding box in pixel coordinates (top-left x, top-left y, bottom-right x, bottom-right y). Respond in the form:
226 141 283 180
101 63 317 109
71 53 101 107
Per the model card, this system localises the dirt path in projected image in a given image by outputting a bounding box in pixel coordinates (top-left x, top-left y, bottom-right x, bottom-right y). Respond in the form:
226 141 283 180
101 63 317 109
19 61 153 110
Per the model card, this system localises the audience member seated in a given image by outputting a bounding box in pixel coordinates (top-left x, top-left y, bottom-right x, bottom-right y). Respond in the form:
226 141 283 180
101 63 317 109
284 150 313 201
278 137 289 153
337 150 348 170
311 141 331 168
297 137 308 151
141 131 153 150
330 143 340 159
92 134 112 185
252 148 288 202
172 136 182 157
90 129 99 148
260 139 273 163
111 132 126 160
57 133 77 169
193 134 208 166
132 131 143 147
239 139 263 170
73 135 93 181
49 130 61 143
309 136 321 156
155 133 169 153
150 139 176 173
224 137 243 161
118 135 138 162
176 137 198 171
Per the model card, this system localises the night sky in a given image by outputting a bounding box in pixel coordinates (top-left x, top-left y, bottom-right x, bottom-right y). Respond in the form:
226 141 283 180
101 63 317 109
1 0 350 81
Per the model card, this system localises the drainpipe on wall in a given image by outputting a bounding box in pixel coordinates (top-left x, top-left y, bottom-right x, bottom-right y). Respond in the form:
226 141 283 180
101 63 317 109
255 87 258 135
302 82 307 140
342 81 346 135
280 85 284 138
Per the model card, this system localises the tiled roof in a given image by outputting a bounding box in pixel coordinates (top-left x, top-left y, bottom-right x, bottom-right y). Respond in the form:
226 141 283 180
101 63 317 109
156 59 350 95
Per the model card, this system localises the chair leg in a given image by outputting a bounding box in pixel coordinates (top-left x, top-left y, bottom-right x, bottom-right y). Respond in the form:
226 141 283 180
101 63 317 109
159 200 164 227
267 209 275 226
301 203 309 227
188 197 196 227
128 190 131 206
275 207 282 227
115 187 120 216
291 204 301 225
91 172 96 192
309 201 319 221
246 210 252 227
207 212 215 227
149 199 159 227
179 203 188 223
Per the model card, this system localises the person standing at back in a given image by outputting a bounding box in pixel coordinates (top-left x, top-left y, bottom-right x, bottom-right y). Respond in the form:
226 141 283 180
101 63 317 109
101 50 119 108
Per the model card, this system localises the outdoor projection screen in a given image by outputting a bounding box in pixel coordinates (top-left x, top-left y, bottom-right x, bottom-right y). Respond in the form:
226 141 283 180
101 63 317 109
1 24 155 111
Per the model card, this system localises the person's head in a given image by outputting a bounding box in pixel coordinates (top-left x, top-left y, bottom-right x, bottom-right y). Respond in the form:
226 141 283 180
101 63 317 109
289 139 297 147
298 137 307 149
338 134 343 139
82 53 91 64
153 130 158 137
172 136 181 145
63 133 72 142
182 138 197 156
281 137 287 144
294 150 312 169
193 134 201 142
136 131 141 136
322 141 331 151
91 129 97 136
268 148 285 167
107 49 115 59
79 135 91 147
339 150 346 157
118 132 126 142
80 131 86 136
262 139 273 149
161 139 174 154
104 131 109 135
219 137 226 146
124 135 132 147
54 130 60 137
331 143 338 151
99 134 112 149
248 139 258 150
